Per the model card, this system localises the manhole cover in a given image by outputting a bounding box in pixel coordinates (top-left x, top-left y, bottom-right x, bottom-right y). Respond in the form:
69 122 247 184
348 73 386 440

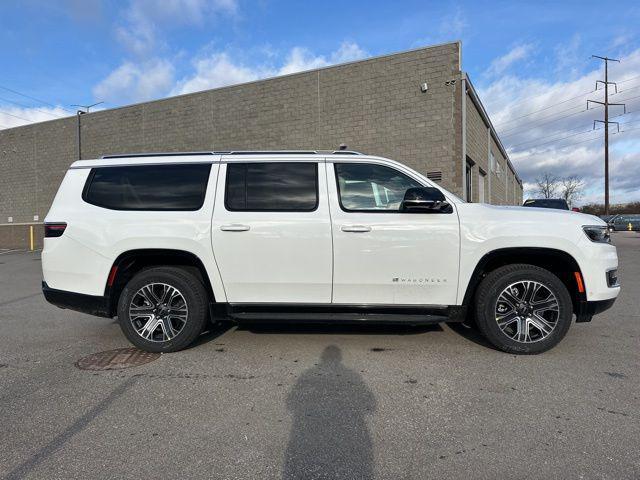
76 347 160 371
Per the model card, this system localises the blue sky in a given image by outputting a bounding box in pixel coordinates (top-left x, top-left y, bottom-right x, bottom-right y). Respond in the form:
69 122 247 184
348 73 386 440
2 0 640 203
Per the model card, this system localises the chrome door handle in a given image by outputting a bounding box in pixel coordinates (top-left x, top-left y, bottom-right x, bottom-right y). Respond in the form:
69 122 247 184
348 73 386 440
341 225 372 233
220 224 250 232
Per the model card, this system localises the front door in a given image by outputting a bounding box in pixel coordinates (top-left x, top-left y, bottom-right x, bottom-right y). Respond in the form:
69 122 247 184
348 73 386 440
327 161 460 305
211 159 332 303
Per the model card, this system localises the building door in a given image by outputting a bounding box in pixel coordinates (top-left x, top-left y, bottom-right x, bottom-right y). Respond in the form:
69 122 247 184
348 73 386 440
478 170 486 203
211 160 333 303
327 161 460 305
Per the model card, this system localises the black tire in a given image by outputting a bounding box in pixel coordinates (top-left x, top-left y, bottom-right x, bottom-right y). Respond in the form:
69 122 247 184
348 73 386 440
474 264 573 354
117 266 209 353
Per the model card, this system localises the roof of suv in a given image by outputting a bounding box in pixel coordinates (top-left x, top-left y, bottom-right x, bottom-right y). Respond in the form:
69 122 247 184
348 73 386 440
70 150 368 168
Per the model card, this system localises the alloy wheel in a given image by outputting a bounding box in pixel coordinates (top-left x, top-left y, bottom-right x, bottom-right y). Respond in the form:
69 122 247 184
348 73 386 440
128 283 188 342
494 280 560 343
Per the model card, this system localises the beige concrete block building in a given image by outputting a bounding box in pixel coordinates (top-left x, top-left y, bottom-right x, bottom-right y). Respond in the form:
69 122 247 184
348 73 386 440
0 41 522 249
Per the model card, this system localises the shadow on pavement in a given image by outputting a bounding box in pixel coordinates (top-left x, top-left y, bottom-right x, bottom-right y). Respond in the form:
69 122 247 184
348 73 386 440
282 345 376 479
188 322 237 349
446 321 499 351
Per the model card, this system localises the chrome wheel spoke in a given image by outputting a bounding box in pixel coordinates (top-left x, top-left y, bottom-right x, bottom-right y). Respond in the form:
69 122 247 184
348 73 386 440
497 311 519 329
522 281 541 303
159 318 178 340
532 296 559 313
530 313 555 336
516 318 531 342
498 290 520 310
130 305 154 315
494 280 559 344
138 316 160 340
139 286 158 305
129 282 188 343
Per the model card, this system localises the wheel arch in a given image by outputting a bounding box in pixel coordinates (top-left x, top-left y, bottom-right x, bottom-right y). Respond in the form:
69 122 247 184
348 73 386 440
462 247 586 314
105 249 217 315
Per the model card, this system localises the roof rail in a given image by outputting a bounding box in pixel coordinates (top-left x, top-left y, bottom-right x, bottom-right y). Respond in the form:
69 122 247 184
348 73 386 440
102 152 215 159
101 150 364 159
223 150 363 155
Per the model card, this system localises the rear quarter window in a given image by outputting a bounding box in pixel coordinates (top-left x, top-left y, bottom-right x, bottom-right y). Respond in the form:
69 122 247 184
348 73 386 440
83 163 212 211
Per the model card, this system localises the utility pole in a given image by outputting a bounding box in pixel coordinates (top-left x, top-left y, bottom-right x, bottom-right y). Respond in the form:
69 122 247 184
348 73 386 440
71 102 103 160
587 56 625 216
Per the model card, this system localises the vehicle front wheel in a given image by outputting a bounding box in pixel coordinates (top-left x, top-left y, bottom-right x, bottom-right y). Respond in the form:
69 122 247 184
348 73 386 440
474 264 573 354
117 267 209 353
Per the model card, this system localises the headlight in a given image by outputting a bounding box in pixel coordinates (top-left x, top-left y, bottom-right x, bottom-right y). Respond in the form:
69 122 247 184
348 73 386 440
583 225 611 243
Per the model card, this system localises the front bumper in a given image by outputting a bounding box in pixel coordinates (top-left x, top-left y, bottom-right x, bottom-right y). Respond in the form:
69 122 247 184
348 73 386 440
575 297 617 323
42 281 113 318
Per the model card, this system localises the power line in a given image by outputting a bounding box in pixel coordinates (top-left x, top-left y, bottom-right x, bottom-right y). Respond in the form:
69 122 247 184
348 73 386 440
508 127 597 150
513 132 604 155
501 106 592 137
619 124 640 134
499 91 640 138
617 74 640 85
506 106 640 152
0 95 66 118
494 89 598 127
0 109 37 123
0 84 74 114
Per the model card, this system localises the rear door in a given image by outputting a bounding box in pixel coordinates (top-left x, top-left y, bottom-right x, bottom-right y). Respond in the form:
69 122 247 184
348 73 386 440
327 160 460 305
211 157 333 303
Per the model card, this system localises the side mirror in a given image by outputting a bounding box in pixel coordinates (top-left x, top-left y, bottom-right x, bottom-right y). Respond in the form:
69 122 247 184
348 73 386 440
400 187 451 213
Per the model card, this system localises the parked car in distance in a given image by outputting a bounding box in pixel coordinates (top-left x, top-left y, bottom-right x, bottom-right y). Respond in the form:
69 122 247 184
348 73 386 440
600 214 617 223
523 198 570 210
42 151 620 355
608 214 640 231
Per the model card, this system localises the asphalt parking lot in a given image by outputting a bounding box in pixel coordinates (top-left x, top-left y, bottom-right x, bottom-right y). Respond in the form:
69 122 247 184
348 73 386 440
1 233 639 480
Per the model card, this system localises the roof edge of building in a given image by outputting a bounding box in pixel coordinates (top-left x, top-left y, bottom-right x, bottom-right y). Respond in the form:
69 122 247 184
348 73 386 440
0 40 462 134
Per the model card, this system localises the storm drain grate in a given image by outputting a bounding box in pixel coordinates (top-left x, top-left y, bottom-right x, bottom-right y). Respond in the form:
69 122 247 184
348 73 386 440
76 347 160 371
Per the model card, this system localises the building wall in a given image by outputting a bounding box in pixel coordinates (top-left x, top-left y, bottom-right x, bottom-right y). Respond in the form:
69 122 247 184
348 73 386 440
489 137 506 204
465 93 489 203
465 91 522 206
0 42 520 249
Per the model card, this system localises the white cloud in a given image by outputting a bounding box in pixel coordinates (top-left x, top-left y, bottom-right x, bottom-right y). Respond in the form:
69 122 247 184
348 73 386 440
485 44 534 77
116 0 238 56
330 42 368 64
93 59 175 103
172 42 369 95
0 106 71 130
171 53 263 95
553 34 582 78
411 7 467 49
480 47 640 205
439 7 467 38
279 42 368 76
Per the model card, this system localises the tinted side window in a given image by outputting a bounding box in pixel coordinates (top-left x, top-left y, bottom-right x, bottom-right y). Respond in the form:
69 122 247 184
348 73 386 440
225 162 318 211
335 163 422 212
84 164 211 211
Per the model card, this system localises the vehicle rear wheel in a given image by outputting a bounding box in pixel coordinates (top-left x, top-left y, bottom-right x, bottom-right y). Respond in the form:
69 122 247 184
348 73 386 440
474 264 573 354
117 267 209 353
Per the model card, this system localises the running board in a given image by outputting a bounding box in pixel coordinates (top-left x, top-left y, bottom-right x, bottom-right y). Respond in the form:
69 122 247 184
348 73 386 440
213 303 466 325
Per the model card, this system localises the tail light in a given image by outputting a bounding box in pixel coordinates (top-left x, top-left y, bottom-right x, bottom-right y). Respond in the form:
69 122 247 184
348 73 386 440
44 223 67 238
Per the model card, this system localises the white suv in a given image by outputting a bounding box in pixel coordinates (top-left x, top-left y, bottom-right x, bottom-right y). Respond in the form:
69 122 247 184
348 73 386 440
42 151 620 354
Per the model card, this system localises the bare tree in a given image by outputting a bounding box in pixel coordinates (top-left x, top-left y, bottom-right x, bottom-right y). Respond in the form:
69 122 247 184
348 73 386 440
559 176 585 208
535 173 559 198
